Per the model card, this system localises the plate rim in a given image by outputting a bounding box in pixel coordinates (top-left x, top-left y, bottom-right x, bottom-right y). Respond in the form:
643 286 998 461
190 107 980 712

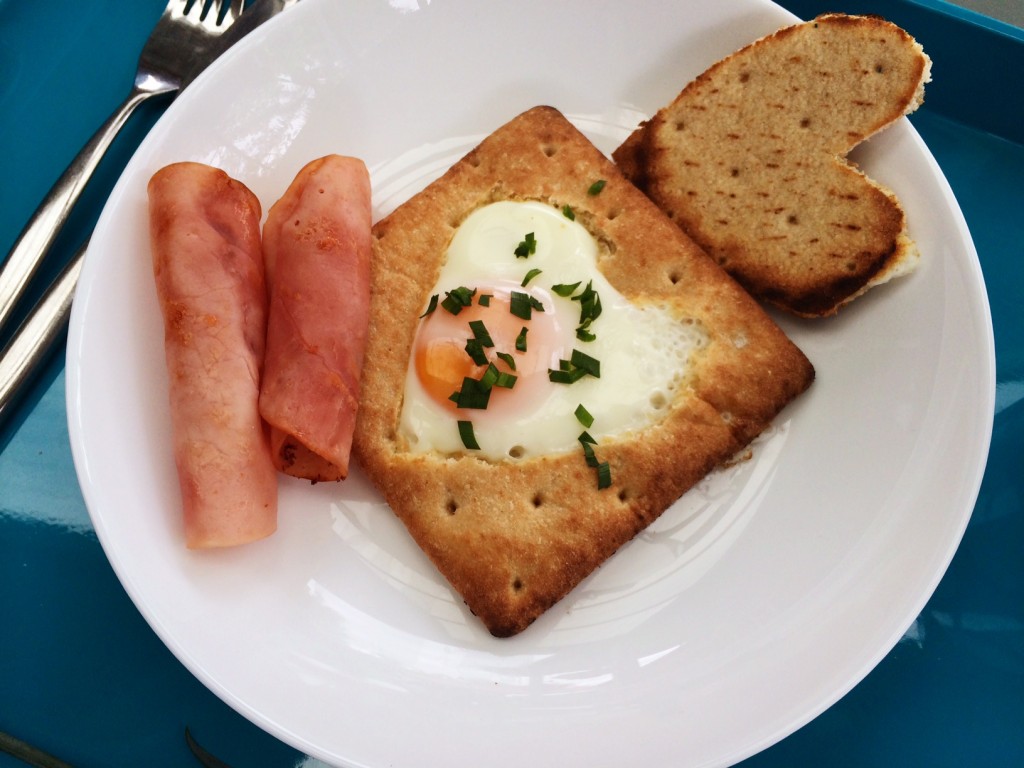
65 0 997 765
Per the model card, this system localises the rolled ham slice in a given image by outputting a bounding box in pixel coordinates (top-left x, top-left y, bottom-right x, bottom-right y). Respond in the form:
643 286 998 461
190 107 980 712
148 162 277 548
258 155 372 482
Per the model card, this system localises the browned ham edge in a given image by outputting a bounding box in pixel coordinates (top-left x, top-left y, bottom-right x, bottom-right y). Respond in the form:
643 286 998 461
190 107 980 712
148 162 277 548
258 155 372 482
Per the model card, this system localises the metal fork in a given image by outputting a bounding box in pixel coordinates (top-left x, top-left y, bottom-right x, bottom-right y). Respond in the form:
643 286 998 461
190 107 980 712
0 0 301 427
0 0 247 336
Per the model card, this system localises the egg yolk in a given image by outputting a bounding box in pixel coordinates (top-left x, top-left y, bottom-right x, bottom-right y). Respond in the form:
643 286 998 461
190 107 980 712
413 289 567 415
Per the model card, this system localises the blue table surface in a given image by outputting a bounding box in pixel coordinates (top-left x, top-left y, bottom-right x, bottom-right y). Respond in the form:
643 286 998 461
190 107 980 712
1 1 1021 766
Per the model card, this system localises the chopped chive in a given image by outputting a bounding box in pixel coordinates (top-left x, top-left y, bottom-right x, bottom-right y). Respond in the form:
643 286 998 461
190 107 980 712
510 293 532 320
514 232 537 258
420 294 439 317
510 291 544 320
578 433 600 467
496 351 516 371
548 367 586 384
479 363 500 390
572 280 603 324
478 293 492 307
549 349 601 384
441 286 476 314
552 281 581 297
468 319 494 347
515 326 528 352
577 432 612 489
587 179 607 196
495 370 518 389
574 404 594 428
570 349 601 378
571 280 603 341
561 204 575 220
457 420 480 450
521 268 543 287
464 338 488 365
551 280 603 341
451 377 491 409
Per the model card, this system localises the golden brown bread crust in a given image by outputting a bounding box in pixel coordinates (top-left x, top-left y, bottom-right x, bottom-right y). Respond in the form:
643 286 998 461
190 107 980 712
353 106 814 636
613 14 931 317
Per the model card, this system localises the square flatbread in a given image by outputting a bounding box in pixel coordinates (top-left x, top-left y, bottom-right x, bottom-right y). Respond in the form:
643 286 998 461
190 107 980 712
353 106 814 636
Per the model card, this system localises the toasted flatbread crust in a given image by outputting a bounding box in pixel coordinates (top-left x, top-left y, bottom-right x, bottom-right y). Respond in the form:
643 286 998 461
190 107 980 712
614 14 931 317
353 106 814 636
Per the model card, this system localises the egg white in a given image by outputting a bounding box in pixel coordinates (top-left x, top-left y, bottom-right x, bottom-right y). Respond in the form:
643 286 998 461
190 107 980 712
399 200 707 461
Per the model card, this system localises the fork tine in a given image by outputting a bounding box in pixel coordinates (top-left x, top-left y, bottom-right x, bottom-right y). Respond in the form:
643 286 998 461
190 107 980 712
165 0 191 21
207 0 241 26
199 0 244 28
177 0 207 21
224 0 247 23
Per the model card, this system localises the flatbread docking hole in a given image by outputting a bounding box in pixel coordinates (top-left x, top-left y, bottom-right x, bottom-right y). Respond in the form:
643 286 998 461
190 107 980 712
353 105 815 637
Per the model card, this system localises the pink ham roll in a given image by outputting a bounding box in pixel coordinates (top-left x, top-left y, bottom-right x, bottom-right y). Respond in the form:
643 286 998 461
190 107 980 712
148 162 277 548
259 155 372 482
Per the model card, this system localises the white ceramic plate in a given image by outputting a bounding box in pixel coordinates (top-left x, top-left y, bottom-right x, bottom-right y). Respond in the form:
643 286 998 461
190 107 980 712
66 0 995 766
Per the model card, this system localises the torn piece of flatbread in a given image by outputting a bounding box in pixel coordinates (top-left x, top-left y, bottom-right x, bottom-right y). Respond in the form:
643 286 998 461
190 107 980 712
614 13 931 317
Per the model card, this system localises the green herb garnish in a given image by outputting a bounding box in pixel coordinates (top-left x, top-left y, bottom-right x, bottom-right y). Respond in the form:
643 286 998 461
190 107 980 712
574 404 594 428
521 268 543 287
577 432 611 489
449 377 491 409
548 349 601 384
475 363 517 390
515 326 528 352
496 351 517 371
552 281 581 297
468 319 494 348
510 290 544 320
441 286 476 315
420 294 439 318
551 280 602 341
514 232 537 258
464 338 488 366
458 420 480 450
579 431 599 465
587 179 607 196
561 204 575 220
572 280 602 328
479 363 500 390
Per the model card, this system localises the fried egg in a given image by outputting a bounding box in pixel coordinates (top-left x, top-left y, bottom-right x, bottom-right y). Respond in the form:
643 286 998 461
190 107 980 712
398 200 707 461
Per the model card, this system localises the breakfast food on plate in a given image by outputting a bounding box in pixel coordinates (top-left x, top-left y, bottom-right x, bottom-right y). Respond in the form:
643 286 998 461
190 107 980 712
148 162 277 548
258 155 373 482
353 106 815 636
613 13 931 317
